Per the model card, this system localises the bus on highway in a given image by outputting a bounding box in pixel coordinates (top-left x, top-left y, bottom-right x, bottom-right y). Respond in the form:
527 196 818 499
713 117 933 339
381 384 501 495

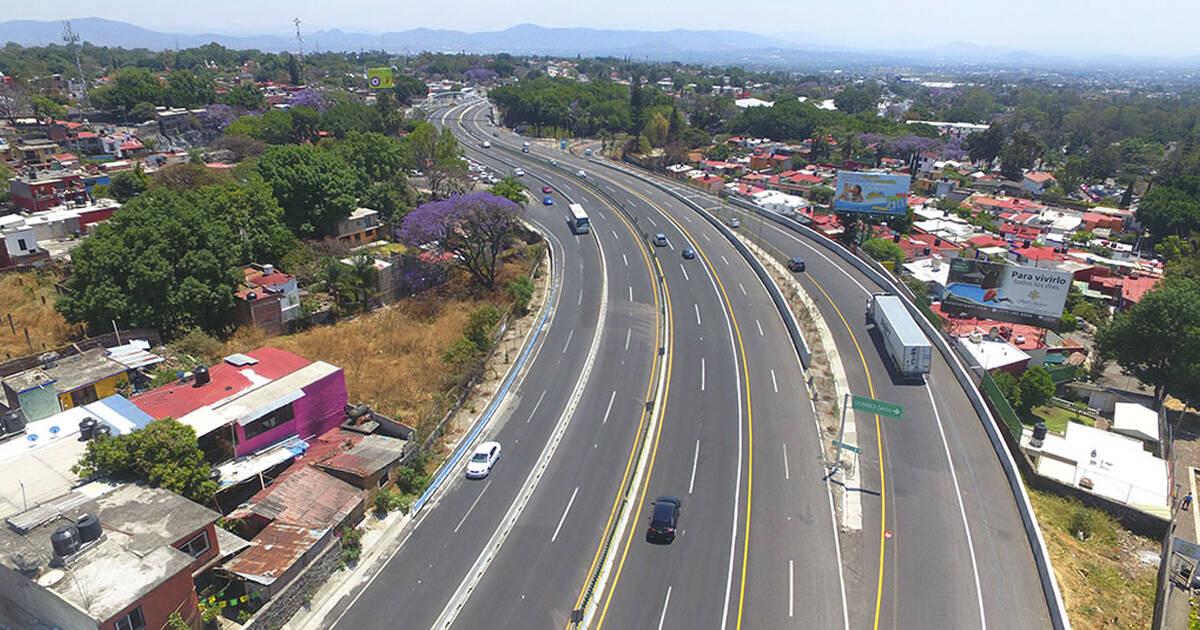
568 203 590 234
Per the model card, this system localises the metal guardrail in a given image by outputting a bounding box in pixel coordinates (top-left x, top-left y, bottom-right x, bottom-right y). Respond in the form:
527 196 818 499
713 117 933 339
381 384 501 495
595 159 1072 630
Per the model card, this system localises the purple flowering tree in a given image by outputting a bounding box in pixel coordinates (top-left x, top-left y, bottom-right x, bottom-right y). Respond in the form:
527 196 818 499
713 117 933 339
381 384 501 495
464 67 499 84
288 88 327 112
201 104 235 130
885 135 941 160
399 192 524 289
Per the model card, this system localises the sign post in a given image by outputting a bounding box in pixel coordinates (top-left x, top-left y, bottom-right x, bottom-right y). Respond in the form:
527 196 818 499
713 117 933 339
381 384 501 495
851 394 904 418
830 393 903 476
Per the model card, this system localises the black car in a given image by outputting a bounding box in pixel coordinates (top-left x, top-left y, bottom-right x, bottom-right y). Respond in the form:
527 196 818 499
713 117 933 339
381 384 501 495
647 496 681 543
682 247 696 260
787 256 807 272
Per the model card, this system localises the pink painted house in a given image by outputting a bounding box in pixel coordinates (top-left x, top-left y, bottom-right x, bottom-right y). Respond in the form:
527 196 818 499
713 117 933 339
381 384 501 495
133 347 348 461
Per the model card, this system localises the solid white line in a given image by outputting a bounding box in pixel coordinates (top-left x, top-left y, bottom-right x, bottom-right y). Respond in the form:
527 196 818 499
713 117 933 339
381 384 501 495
782 443 790 481
680 264 690 281
789 560 795 618
739 283 747 296
703 233 712 242
601 390 617 425
771 369 779 393
453 480 492 533
756 319 764 336
695 303 702 326
526 390 547 424
623 253 629 266
629 286 634 301
700 357 706 392
624 327 632 352
925 383 988 629
647 216 658 227
721 255 731 266
689 440 701 494
657 586 673 630
551 486 580 543
562 329 574 354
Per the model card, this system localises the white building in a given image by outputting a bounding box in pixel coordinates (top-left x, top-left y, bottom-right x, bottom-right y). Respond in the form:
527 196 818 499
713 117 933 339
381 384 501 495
750 189 807 216
1111 402 1160 448
734 97 774 109
0 216 38 259
903 256 951 299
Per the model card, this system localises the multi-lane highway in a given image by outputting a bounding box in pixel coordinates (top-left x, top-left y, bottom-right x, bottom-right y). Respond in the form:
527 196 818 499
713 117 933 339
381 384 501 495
321 93 1054 630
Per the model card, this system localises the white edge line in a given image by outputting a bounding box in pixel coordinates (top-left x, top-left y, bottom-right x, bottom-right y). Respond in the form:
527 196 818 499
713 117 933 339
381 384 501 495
551 486 580 543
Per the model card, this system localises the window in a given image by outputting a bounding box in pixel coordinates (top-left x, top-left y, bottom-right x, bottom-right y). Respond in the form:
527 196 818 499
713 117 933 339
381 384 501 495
177 530 210 558
242 403 295 440
16 238 26 252
113 606 145 630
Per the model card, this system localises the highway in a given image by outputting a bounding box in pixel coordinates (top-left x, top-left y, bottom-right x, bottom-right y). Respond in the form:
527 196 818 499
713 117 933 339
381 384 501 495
460 97 1052 629
448 100 846 630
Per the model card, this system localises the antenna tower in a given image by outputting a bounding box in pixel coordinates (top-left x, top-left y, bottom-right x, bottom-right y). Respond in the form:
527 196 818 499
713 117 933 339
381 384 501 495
293 18 306 85
62 21 89 109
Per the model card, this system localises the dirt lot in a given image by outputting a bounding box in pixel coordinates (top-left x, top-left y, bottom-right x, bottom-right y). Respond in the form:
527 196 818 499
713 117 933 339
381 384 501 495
1029 488 1159 629
0 271 73 360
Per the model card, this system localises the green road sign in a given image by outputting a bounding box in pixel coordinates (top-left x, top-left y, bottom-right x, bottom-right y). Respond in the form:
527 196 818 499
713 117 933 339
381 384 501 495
832 440 862 454
852 394 903 418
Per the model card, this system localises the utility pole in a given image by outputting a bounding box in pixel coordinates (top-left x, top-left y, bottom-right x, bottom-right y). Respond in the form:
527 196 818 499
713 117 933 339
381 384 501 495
293 17 306 85
62 21 89 109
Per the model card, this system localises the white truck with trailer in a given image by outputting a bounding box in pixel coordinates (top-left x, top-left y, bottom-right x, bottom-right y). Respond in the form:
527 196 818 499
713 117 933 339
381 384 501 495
867 293 932 381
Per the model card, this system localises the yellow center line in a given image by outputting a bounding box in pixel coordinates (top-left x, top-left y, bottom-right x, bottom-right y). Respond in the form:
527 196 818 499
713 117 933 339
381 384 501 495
803 278 889 630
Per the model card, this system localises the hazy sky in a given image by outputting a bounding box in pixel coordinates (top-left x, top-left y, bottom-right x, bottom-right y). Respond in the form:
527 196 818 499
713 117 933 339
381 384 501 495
12 0 1200 57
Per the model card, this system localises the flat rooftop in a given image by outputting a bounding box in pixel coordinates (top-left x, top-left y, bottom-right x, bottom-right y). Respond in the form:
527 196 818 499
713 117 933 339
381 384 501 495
0 484 218 623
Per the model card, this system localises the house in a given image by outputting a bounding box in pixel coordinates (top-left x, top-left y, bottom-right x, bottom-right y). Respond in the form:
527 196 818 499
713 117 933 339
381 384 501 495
8 168 90 212
734 97 774 108
235 263 302 335
1022 171 1057 194
14 140 60 164
0 483 237 630
314 433 409 491
2 345 162 422
956 332 1032 375
1087 271 1161 311
1020 421 1169 515
0 216 42 263
133 348 349 462
1111 402 1160 449
691 173 724 194
335 207 381 243
903 256 951 300
749 189 807 216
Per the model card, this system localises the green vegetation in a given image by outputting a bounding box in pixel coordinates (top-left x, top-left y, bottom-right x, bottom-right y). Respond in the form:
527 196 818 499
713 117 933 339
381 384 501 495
72 419 218 503
491 76 636 137
1030 405 1094 434
862 237 906 268
256 144 358 237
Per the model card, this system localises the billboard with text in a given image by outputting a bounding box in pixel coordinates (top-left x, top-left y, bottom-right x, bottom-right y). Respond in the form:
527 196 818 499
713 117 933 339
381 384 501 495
942 257 1071 328
833 171 910 216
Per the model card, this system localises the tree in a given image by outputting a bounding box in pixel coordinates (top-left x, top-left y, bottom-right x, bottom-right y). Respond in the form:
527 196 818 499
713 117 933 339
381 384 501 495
328 131 409 187
209 133 266 161
30 95 66 120
0 83 32 121
643 111 669 147
629 77 646 133
220 83 265 109
834 86 879 115
862 237 906 268
57 180 294 335
128 101 158 122
966 123 1005 164
424 128 466 199
108 167 149 202
1137 186 1200 242
1083 143 1121 181
489 176 527 206
321 99 383 138
399 192 524 289
1096 276 1200 408
287 53 302 86
256 144 358 237
163 69 215 108
72 419 217 503
993 371 1022 412
1055 155 1085 194
150 163 232 191
1000 129 1043 180
392 74 427 105
1017 366 1055 414
91 67 164 118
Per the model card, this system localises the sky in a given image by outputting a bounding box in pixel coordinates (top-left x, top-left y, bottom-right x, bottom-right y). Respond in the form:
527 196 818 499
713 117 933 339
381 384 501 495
10 0 1200 58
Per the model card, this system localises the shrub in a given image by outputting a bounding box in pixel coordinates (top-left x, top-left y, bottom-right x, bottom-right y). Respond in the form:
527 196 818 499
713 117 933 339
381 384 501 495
507 275 535 316
340 525 364 564
862 237 906 269
1068 506 1100 541
464 304 503 351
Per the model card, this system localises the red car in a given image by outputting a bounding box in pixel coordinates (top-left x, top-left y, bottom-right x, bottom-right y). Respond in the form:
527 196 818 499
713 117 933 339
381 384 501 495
542 186 553 194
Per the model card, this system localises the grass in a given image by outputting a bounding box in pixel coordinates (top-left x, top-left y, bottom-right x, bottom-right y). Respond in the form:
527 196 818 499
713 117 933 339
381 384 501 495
1028 488 1158 629
0 271 74 360
1030 405 1095 434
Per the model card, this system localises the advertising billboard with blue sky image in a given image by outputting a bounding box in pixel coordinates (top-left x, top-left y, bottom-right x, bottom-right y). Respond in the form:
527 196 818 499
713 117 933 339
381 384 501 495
833 171 911 216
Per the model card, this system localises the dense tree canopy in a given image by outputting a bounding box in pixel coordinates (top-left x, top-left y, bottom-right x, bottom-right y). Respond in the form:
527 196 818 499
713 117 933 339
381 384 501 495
490 77 637 136
57 180 294 335
256 144 359 237
399 192 524 288
73 419 217 503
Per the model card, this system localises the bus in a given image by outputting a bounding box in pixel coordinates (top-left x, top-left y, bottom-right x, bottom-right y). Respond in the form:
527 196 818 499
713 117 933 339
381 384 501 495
568 203 590 234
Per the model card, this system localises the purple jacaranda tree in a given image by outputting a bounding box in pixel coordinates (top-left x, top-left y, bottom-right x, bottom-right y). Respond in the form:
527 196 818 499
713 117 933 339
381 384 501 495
943 136 967 161
288 88 327 112
201 104 235 130
399 192 524 289
464 67 499 84
885 135 942 160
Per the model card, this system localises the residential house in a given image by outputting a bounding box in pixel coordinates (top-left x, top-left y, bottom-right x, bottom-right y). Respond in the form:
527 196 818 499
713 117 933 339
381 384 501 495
235 263 302 335
0 483 238 630
0 215 42 263
1087 271 1161 311
8 168 90 212
14 140 60 164
133 347 349 462
691 173 724 194
1022 171 1057 195
2 345 162 422
749 189 807 216
335 207 382 244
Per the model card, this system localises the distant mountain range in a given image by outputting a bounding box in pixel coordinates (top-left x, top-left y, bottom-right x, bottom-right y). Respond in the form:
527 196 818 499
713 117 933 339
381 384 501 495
0 18 1195 69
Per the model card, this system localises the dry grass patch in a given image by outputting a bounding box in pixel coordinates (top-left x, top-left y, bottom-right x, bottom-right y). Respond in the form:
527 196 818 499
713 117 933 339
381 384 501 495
1029 488 1158 629
0 271 73 359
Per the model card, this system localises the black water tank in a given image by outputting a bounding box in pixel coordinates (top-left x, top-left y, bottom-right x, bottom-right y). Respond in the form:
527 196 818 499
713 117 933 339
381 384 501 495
194 366 211 386
1 408 25 434
50 525 80 557
78 417 97 440
1032 422 1048 442
93 424 111 439
76 513 102 543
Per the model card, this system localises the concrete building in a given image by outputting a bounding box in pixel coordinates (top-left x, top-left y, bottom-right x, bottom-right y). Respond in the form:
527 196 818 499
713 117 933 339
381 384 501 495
2 346 161 422
8 168 90 212
0 483 232 630
335 207 381 244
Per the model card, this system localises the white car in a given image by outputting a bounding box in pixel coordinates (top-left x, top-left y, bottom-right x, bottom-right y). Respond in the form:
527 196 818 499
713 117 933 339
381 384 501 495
466 441 502 479
576 170 587 178
513 168 526 177
481 140 492 148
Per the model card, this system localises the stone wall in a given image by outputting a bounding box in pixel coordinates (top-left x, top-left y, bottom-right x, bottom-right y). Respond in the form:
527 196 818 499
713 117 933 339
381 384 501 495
245 538 344 630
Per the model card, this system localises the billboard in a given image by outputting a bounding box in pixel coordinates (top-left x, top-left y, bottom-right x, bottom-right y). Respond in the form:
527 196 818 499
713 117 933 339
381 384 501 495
367 67 394 90
833 171 910 216
942 257 1071 328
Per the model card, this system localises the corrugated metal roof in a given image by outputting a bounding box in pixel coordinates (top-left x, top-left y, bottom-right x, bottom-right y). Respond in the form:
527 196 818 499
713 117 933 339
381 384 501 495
317 435 406 478
223 522 326 586
243 466 361 529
